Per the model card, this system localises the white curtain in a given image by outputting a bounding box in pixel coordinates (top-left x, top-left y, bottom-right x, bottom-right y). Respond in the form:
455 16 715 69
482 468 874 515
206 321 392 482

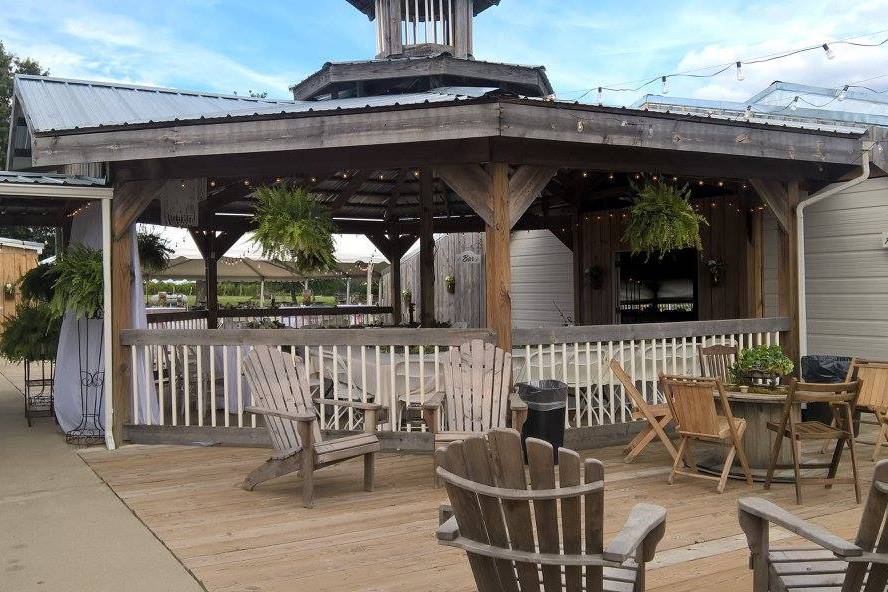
54 205 158 432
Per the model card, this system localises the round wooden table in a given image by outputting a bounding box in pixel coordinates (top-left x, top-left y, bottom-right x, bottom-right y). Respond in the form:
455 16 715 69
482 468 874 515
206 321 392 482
696 388 802 483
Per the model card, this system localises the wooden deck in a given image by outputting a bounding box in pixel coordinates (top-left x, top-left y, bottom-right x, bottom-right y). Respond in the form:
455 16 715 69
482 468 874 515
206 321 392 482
80 439 875 592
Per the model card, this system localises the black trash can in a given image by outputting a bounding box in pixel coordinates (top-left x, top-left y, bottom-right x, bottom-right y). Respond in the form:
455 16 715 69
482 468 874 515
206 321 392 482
515 380 568 463
800 355 852 422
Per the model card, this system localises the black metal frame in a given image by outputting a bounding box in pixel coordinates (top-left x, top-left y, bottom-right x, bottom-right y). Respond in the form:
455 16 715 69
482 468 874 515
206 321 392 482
23 358 55 426
65 314 106 446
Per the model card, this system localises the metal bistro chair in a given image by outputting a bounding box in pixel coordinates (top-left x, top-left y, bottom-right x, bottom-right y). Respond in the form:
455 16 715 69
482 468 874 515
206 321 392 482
435 429 667 592
765 378 862 504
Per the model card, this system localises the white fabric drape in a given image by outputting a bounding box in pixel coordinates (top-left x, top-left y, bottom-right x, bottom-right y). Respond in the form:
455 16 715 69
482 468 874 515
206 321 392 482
54 205 158 432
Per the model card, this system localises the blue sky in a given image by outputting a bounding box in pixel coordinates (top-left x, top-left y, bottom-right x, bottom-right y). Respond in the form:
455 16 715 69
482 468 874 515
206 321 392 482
3 0 888 106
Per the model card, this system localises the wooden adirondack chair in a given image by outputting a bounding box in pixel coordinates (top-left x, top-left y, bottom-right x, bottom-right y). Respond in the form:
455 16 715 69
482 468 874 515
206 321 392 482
435 429 667 592
739 459 888 592
421 340 528 446
241 345 382 508
611 358 677 463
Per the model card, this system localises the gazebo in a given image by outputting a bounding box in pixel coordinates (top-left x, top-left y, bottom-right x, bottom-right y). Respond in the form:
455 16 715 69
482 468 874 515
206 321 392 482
4 0 885 448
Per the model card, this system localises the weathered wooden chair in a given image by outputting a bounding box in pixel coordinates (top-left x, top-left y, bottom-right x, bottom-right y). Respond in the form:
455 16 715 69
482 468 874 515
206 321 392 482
610 358 677 463
420 340 528 446
847 359 888 460
435 429 667 592
739 459 888 592
241 345 382 508
698 343 737 383
661 374 753 493
765 379 862 504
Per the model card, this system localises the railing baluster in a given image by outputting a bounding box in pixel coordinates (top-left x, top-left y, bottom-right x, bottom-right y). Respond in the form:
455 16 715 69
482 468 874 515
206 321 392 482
419 345 425 432
223 345 230 427
184 346 191 427
130 346 139 425
157 344 165 425
210 344 216 427
196 345 204 427
404 345 411 432
236 346 243 427
170 345 177 426
143 344 152 426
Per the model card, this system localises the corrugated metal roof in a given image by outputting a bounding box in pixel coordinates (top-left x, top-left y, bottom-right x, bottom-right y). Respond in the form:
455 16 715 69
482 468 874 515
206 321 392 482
15 75 494 133
15 75 295 133
347 0 500 19
0 171 106 186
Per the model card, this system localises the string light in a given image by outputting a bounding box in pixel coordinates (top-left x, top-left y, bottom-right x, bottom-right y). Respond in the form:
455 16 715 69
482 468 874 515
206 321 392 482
660 76 669 94
744 105 753 121
822 43 835 59
243 179 251 186
790 96 800 111
608 173 614 180
582 171 588 177
596 86 603 104
209 180 216 188
735 61 745 81
310 177 317 183
837 85 849 101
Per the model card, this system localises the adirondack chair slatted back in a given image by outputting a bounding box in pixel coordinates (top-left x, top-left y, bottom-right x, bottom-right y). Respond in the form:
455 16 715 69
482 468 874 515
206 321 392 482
442 340 512 432
243 346 322 453
698 344 737 384
848 359 888 412
662 376 721 438
437 429 605 592
845 462 888 591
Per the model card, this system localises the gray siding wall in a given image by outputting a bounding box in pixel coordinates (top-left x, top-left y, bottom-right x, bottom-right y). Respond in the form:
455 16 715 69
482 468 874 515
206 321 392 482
804 177 888 358
379 230 574 328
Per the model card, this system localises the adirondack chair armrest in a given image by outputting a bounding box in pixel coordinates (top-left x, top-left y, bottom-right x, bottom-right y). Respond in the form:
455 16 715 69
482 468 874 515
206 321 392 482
603 503 667 563
738 497 862 557
509 392 528 432
508 392 527 411
421 392 445 410
244 405 317 423
436 514 460 542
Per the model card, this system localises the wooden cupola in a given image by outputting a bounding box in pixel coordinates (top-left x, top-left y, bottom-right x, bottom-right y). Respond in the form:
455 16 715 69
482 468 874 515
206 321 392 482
348 0 501 59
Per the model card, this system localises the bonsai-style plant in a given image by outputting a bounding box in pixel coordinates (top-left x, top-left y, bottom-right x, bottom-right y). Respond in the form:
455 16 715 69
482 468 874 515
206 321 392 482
50 244 104 319
444 274 456 294
18 262 61 303
706 258 726 287
137 231 173 275
729 345 795 386
623 179 707 260
0 300 61 362
251 184 337 274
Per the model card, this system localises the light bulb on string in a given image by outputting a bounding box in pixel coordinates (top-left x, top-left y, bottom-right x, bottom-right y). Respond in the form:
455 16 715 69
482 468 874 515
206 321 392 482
790 96 799 111
660 76 669 94
838 85 848 101
822 43 835 60
744 105 753 121
735 61 745 81
596 86 603 105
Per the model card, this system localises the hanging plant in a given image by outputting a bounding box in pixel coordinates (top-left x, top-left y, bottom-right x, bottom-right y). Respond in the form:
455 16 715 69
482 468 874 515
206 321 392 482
0 300 61 362
138 231 173 275
18 262 61 303
50 244 104 319
3 282 14 298
402 288 412 303
706 258 726 287
444 275 456 293
251 184 337 274
623 179 707 260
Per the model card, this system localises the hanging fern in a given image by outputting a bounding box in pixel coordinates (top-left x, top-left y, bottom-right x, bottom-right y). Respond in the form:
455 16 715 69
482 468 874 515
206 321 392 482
138 231 173 275
0 300 61 362
623 179 707 259
251 184 337 274
50 244 104 319
18 262 61 303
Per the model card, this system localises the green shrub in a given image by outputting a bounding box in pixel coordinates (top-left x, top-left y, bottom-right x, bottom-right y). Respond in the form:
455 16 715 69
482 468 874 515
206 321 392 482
0 301 61 362
50 244 104 319
18 263 61 303
729 345 794 381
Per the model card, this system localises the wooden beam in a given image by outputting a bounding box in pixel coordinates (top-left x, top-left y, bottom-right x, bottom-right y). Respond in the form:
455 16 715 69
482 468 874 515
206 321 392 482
110 181 158 444
747 207 764 318
749 179 791 233
365 233 393 261
436 164 494 225
486 163 512 351
329 170 371 213
387 219 403 325
508 166 557 228
777 183 801 369
419 168 435 326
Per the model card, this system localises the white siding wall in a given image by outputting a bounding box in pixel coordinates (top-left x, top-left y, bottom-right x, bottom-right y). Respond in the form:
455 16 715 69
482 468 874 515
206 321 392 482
804 177 888 358
510 230 574 328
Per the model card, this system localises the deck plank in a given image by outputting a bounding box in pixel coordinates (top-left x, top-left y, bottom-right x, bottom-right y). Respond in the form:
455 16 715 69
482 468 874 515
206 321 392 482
80 439 874 592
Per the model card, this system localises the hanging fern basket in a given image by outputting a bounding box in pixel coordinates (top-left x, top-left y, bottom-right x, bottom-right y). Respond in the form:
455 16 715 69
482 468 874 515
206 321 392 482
623 179 707 260
251 184 337 275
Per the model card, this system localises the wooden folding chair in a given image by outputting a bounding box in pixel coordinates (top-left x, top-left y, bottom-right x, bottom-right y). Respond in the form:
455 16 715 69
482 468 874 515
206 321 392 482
847 359 888 460
765 379 862 504
739 460 888 592
661 374 753 493
610 358 677 463
698 343 737 383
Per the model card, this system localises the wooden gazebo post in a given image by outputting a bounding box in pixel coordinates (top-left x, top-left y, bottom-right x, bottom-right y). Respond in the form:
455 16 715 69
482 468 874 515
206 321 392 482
419 168 435 326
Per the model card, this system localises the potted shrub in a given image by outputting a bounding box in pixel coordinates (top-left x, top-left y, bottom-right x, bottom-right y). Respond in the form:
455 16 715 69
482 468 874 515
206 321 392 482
729 345 795 388
623 179 707 260
444 275 456 294
137 231 173 276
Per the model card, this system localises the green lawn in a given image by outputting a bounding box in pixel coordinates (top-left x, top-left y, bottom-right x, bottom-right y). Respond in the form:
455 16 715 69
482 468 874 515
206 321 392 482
181 294 338 307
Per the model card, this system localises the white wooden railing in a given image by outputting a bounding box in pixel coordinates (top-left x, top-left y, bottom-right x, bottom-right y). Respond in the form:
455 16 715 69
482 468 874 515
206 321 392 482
146 306 394 330
513 317 790 428
122 317 790 436
121 328 493 432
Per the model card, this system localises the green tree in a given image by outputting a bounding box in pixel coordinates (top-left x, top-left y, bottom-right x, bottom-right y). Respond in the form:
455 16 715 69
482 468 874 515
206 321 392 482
1 41 52 252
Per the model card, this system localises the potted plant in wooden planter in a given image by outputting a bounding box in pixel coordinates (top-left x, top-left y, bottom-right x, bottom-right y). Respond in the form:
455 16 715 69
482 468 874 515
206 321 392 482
623 179 707 259
729 345 795 388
